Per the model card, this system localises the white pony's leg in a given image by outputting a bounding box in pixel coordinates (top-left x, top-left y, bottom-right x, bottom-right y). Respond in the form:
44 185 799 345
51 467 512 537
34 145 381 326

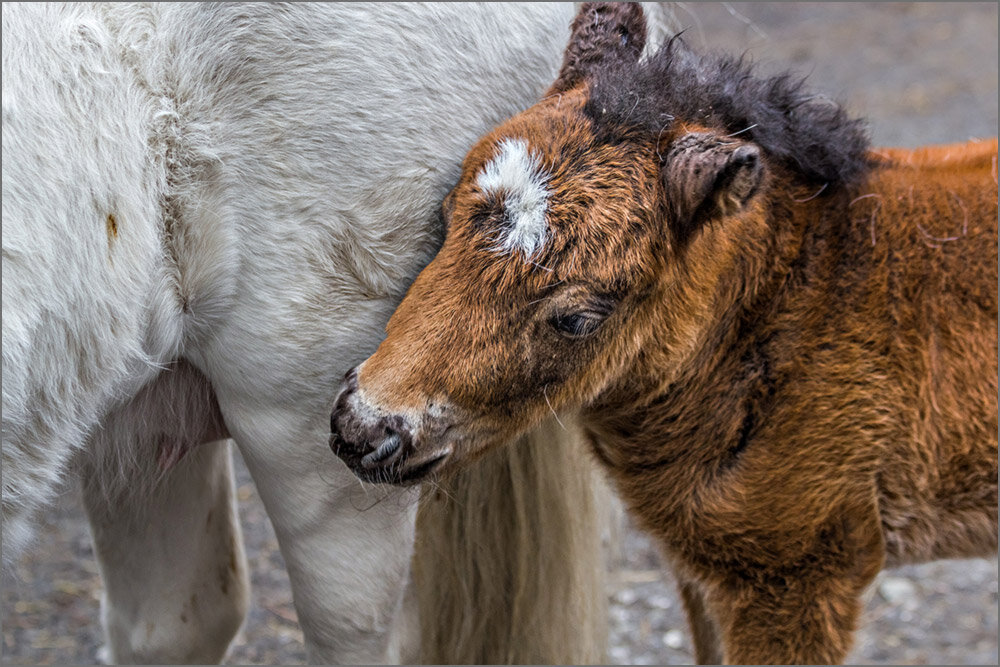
233 421 418 664
78 361 248 664
197 294 420 663
81 440 248 665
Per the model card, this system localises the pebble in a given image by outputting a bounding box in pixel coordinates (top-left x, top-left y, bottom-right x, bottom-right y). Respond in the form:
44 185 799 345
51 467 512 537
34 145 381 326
879 577 917 604
663 629 685 649
608 645 629 662
615 588 638 606
610 606 630 624
648 593 673 610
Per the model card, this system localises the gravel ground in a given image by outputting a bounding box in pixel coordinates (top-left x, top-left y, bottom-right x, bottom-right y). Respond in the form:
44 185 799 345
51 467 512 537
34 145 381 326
3 3 997 665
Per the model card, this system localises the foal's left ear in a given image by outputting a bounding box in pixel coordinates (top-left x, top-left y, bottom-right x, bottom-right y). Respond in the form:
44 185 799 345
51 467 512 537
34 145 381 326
662 133 765 247
548 2 647 94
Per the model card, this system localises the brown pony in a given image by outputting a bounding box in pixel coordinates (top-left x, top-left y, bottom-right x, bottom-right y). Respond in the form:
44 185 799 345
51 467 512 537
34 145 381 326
330 3 998 663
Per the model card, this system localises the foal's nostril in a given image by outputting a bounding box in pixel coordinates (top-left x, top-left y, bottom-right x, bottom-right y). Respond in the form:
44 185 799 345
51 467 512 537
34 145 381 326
361 433 403 469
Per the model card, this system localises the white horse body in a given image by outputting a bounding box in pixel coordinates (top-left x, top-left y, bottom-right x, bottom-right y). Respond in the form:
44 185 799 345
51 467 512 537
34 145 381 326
3 3 582 662
3 2 175 559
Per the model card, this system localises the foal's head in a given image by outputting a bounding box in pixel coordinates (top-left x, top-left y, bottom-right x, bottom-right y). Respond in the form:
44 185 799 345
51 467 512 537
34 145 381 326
330 2 868 483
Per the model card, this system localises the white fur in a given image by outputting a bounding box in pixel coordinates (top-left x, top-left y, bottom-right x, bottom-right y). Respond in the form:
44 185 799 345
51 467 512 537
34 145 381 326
477 138 552 257
2 2 575 662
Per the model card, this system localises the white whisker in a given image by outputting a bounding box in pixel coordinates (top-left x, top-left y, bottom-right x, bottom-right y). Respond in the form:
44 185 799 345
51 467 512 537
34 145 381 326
544 385 567 432
947 190 970 236
725 123 758 138
917 223 960 244
527 258 554 273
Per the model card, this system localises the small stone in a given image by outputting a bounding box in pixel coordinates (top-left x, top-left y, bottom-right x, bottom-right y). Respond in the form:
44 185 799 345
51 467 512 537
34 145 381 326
615 588 638 606
648 594 672 610
879 577 917 604
663 628 685 649
609 645 629 662
96 641 111 664
610 606 629 624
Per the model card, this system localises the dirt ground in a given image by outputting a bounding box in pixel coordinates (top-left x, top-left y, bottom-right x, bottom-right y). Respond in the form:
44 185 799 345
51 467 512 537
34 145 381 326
3 3 997 665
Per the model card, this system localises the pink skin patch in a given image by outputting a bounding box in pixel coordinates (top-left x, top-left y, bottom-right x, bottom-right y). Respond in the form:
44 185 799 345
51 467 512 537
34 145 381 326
156 439 191 471
155 417 229 471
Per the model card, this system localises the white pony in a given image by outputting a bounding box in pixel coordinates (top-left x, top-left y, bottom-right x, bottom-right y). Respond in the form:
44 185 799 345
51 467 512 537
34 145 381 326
2 3 672 663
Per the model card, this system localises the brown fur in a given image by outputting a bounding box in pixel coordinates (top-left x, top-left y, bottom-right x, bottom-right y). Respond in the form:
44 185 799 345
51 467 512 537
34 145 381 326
583 136 998 663
332 4 998 663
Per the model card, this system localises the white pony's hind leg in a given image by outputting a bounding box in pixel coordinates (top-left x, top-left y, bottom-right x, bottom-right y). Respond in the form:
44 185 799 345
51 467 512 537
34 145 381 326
81 440 248 664
78 362 248 664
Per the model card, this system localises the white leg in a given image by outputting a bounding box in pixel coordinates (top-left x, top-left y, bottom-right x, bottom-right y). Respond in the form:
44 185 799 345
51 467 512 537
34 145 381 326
226 403 418 664
81 440 249 664
191 295 420 663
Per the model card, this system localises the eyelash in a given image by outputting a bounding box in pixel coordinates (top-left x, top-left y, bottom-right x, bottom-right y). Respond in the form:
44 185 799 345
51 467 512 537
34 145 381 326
551 312 603 338
550 297 616 338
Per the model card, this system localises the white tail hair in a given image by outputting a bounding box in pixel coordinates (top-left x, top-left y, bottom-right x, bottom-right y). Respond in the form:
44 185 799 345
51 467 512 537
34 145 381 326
413 416 614 664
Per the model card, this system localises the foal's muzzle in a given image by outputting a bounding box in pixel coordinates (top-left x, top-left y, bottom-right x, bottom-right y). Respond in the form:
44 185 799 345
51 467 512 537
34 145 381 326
329 367 451 485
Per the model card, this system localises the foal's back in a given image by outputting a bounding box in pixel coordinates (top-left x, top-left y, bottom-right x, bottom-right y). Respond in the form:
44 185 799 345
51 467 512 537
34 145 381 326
837 138 998 565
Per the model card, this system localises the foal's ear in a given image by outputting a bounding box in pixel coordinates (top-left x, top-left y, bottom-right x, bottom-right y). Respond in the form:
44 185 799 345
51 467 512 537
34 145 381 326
662 133 765 247
548 2 647 94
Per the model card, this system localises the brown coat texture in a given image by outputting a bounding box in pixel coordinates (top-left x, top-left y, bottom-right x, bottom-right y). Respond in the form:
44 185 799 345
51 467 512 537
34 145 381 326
330 4 998 663
583 137 998 664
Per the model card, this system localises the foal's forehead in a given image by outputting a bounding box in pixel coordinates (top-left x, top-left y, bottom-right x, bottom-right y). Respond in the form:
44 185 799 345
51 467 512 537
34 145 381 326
448 93 668 295
474 137 553 259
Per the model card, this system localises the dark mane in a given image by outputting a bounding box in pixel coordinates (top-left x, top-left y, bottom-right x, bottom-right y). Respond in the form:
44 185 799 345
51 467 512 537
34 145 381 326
584 36 873 187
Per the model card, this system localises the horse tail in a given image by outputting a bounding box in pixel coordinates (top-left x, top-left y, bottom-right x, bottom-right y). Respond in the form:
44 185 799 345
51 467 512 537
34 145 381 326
412 416 614 664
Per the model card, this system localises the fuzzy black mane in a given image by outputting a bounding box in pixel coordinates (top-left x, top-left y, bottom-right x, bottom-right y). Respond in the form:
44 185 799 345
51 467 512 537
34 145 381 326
584 36 873 187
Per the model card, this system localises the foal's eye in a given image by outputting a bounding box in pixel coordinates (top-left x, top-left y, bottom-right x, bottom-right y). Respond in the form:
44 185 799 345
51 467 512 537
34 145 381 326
551 312 602 338
550 302 613 339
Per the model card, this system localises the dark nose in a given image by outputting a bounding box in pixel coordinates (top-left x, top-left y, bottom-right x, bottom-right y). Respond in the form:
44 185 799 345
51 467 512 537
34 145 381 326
329 367 414 479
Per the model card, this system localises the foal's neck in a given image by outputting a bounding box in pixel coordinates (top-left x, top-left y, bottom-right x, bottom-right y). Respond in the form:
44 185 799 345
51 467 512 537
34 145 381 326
581 173 850 484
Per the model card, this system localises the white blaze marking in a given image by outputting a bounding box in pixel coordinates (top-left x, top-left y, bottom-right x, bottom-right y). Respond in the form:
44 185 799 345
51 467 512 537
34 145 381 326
476 138 551 258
